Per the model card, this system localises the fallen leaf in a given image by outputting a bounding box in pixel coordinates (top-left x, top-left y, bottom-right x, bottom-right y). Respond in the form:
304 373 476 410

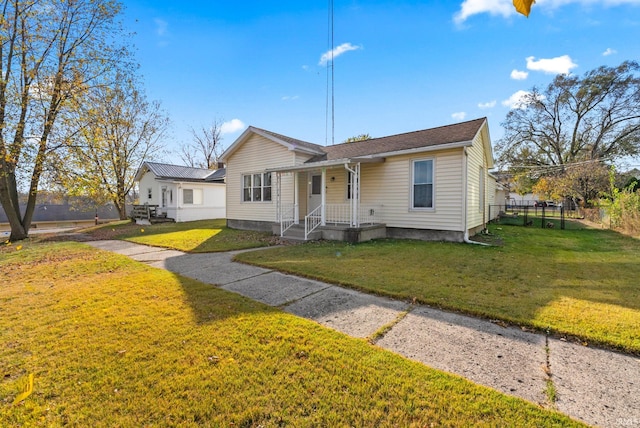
513 0 535 17
13 373 34 405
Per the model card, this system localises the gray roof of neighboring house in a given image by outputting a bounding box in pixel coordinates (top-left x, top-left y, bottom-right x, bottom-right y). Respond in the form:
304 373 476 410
205 168 226 182
138 162 225 182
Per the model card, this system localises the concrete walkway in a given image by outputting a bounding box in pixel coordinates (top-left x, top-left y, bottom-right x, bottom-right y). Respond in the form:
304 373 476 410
86 240 640 428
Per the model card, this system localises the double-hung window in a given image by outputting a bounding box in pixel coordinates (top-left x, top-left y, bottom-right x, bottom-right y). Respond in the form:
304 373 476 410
412 159 434 209
242 172 272 202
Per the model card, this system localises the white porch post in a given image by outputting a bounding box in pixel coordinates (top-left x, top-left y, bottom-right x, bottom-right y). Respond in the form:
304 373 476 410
294 172 300 224
351 169 356 226
354 163 360 227
345 163 360 227
275 172 281 222
321 168 326 226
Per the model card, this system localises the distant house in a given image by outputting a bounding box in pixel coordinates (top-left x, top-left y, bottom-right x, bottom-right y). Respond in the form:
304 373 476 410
219 117 500 242
134 162 226 222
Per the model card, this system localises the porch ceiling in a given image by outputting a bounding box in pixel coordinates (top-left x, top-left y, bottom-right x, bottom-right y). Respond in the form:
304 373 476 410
266 157 384 173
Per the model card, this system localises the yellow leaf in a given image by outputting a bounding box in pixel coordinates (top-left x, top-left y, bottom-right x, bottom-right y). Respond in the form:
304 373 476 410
13 373 34 405
16 245 23 251
513 0 535 17
140 228 145 233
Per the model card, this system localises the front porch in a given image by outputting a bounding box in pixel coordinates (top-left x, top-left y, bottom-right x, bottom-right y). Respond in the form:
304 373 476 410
269 160 386 242
272 207 387 243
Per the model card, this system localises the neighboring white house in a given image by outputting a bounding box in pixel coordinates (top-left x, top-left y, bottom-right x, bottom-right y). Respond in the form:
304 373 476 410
134 162 226 222
219 117 499 242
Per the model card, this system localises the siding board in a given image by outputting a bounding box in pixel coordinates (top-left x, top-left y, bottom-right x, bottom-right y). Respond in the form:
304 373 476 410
226 134 312 222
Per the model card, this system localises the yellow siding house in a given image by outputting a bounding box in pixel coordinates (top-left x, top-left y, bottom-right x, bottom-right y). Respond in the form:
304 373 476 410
220 117 496 243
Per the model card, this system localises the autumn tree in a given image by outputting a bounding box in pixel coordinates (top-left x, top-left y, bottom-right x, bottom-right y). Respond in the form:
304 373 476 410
61 72 169 220
0 0 125 240
497 61 640 170
179 119 224 169
497 61 640 207
343 134 371 143
529 162 610 207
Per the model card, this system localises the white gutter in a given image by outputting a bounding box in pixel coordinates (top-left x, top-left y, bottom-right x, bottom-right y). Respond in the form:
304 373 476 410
462 147 489 246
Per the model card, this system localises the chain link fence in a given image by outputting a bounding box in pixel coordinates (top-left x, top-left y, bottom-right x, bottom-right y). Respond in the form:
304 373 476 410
489 204 571 230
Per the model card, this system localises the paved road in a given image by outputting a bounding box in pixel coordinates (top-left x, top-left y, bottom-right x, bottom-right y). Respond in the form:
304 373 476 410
86 240 640 428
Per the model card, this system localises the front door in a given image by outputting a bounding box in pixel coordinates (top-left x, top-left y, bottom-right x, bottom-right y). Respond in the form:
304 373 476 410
308 173 322 214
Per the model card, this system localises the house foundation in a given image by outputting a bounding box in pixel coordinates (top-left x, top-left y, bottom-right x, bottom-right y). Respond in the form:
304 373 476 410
385 227 465 243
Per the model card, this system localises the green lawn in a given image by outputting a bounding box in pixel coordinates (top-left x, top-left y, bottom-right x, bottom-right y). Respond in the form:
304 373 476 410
235 223 640 354
84 219 276 252
0 242 582 426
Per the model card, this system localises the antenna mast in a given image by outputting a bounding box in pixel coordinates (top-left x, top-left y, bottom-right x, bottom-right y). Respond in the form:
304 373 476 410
325 0 335 145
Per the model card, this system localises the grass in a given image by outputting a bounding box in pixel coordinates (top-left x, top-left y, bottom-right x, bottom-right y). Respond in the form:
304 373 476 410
82 219 276 252
0 241 583 426
235 223 640 354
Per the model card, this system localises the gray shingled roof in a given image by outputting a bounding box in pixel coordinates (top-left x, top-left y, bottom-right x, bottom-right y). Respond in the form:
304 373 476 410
142 162 224 182
316 117 486 161
205 168 226 182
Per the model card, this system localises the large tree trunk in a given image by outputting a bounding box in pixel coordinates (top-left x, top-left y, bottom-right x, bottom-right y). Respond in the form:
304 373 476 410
113 197 128 220
0 168 28 241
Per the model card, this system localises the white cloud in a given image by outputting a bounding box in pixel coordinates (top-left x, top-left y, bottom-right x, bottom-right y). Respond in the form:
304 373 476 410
154 18 168 36
603 47 617 56
526 55 577 75
318 43 361 66
452 112 467 121
221 119 245 134
502 90 545 109
478 100 497 109
511 69 529 80
537 0 640 8
282 95 300 101
454 0 640 24
454 0 518 24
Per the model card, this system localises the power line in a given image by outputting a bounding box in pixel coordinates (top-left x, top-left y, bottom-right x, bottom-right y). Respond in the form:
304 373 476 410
505 157 615 171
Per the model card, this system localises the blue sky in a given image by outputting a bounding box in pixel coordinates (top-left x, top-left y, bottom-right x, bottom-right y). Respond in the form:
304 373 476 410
121 0 640 161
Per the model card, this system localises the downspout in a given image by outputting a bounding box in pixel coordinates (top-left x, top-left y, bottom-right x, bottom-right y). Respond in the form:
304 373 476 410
462 148 489 246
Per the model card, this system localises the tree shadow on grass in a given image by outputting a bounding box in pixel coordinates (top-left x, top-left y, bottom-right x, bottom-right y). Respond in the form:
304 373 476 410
171 269 279 325
161 251 280 324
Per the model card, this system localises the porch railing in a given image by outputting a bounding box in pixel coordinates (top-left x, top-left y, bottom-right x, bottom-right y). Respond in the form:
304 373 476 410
280 203 297 236
358 204 381 225
324 204 381 226
305 205 323 240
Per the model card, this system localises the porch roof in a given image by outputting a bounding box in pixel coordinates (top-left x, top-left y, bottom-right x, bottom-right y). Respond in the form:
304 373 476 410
266 156 384 173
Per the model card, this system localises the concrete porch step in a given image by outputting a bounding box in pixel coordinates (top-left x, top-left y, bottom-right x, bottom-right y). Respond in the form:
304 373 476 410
280 224 322 241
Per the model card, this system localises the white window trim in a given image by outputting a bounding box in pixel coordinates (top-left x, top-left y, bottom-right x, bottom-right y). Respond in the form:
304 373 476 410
241 171 273 203
409 157 435 211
